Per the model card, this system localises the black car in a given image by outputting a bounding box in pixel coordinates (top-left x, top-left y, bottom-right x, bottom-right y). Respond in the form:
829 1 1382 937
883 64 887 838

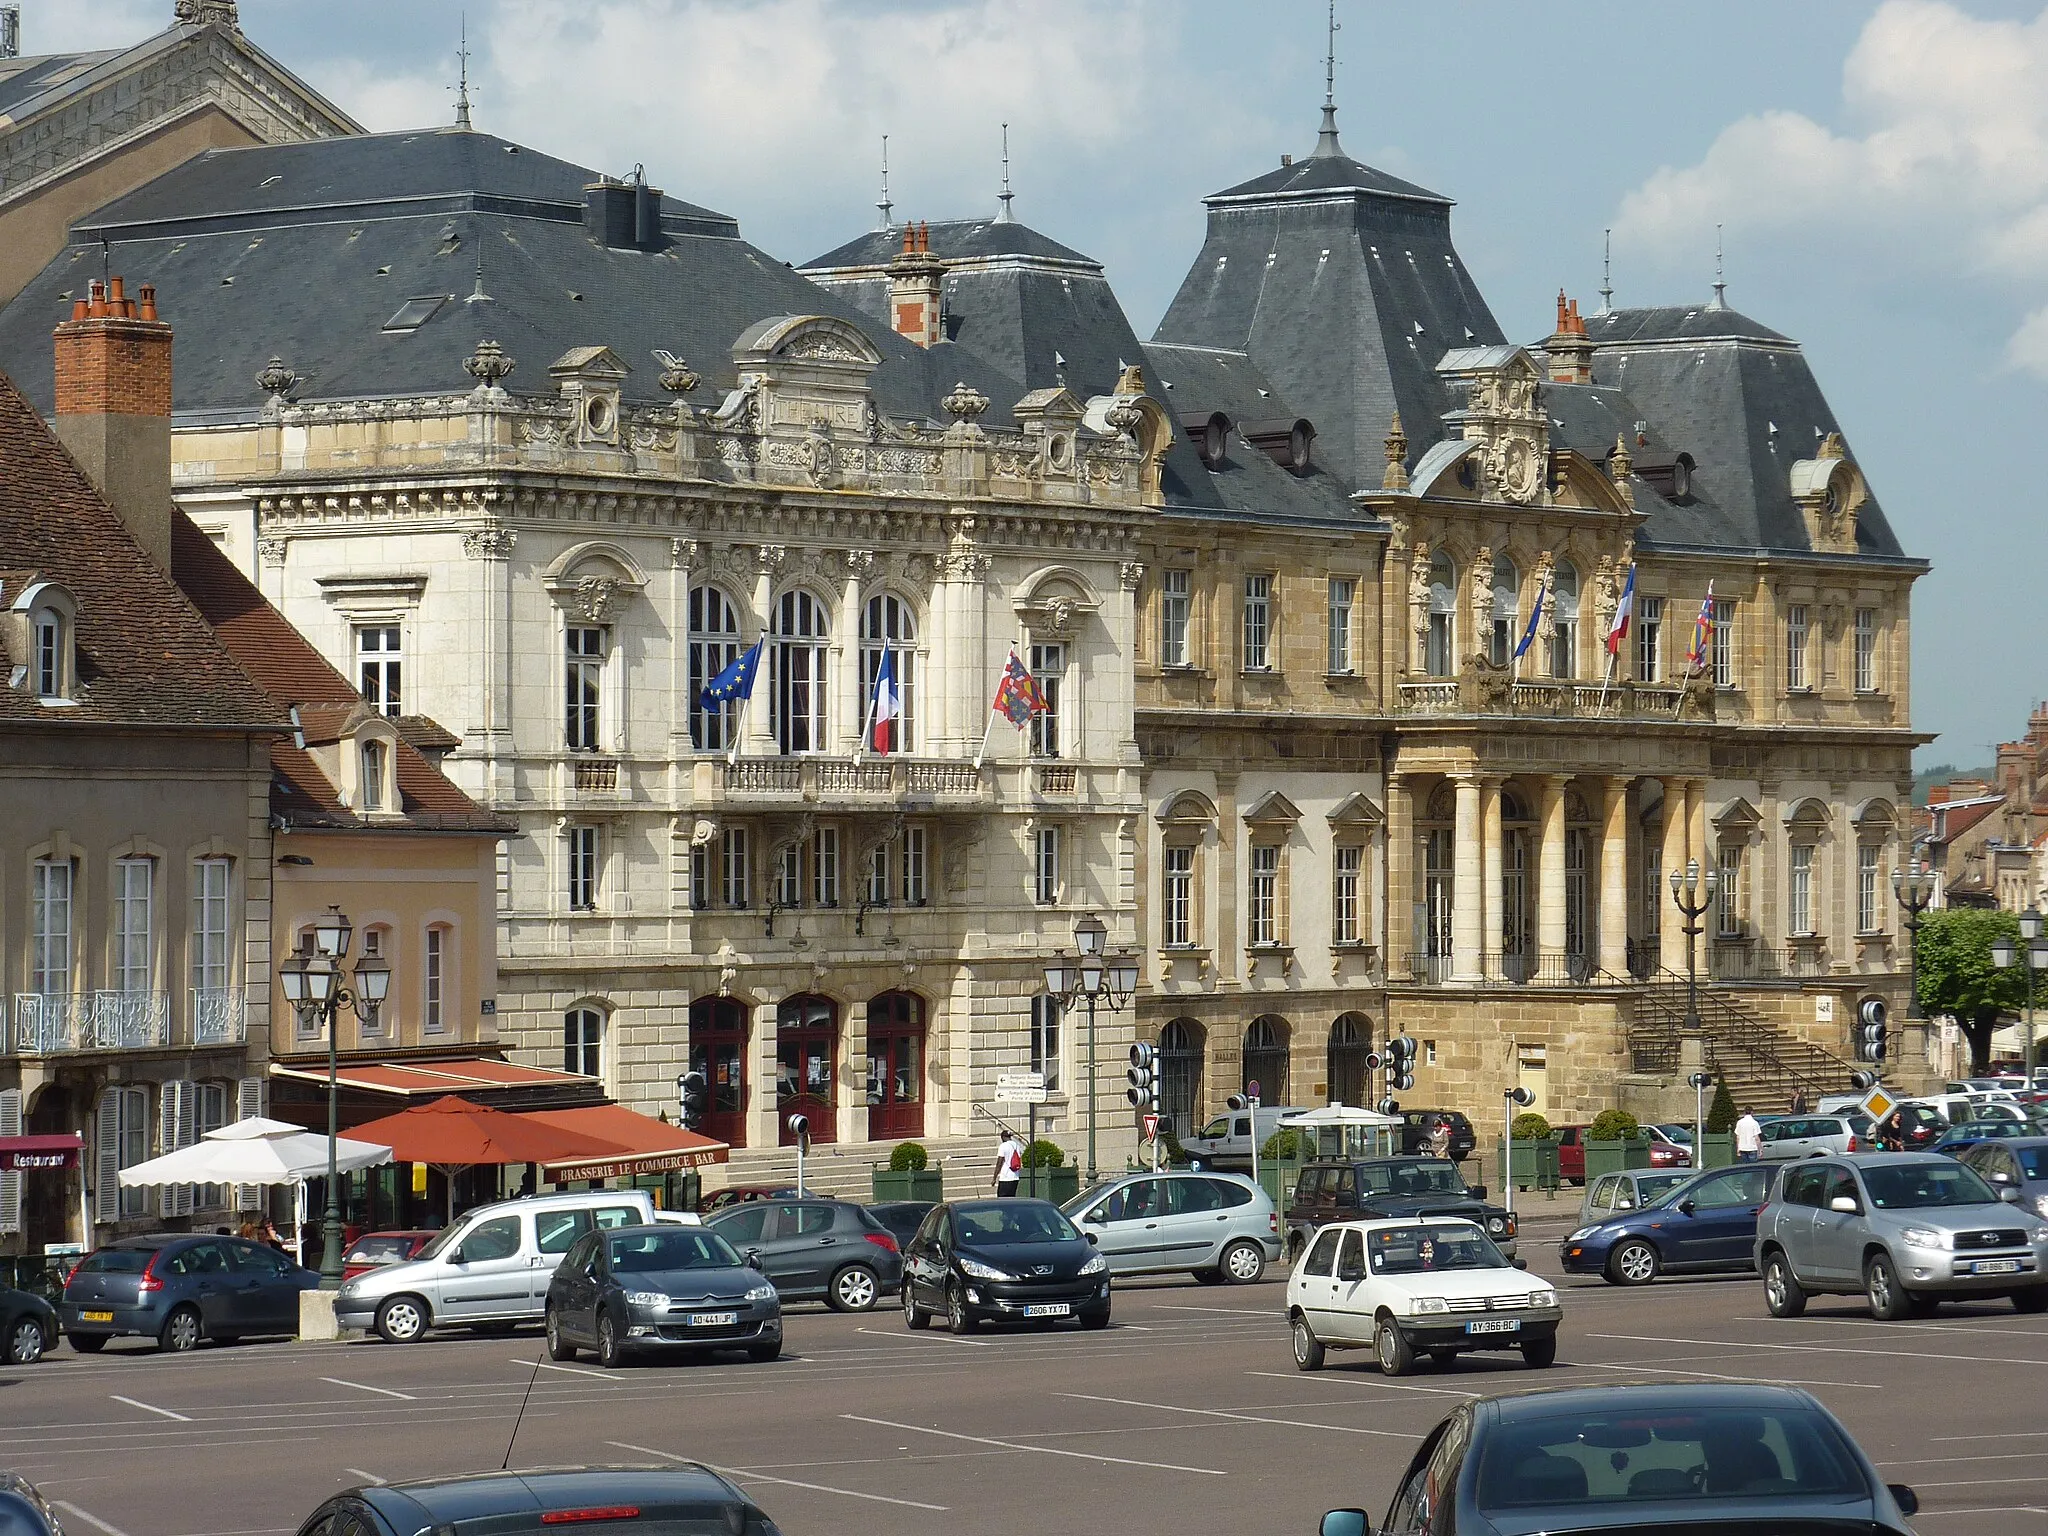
544 1223 781 1369
0 1472 63 1536
294 1467 781 1536
1399 1109 1478 1162
1 1285 58 1364
60 1233 319 1352
867 1200 935 1252
901 1198 1110 1334
1318 1382 1919 1536
1286 1158 1517 1260
704 1197 904 1312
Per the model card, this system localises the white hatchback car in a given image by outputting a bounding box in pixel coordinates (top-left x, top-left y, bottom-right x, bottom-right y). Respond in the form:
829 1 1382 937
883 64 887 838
1286 1217 1561 1376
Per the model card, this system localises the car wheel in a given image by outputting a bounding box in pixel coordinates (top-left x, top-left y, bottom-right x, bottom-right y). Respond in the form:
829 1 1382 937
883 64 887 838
1374 1314 1415 1377
902 1284 931 1330
1865 1252 1913 1321
545 1307 576 1362
745 1338 782 1362
158 1304 202 1354
67 1334 106 1354
6 1315 48 1364
1287 1233 1309 1264
1219 1240 1266 1285
945 1285 977 1336
1290 1314 1325 1372
1608 1239 1660 1287
828 1264 879 1313
1521 1335 1557 1369
1763 1251 1807 1318
374 1294 430 1344
2013 1287 2048 1314
596 1311 626 1369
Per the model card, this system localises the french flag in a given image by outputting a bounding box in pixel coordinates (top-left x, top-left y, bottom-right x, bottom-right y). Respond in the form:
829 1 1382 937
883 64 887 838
1605 563 1637 656
869 649 902 754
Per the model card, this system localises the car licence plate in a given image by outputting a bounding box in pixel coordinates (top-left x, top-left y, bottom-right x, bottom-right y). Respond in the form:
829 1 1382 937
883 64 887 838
686 1311 738 1327
1023 1303 1071 1318
80 1310 113 1323
1972 1260 2021 1275
1465 1318 1520 1334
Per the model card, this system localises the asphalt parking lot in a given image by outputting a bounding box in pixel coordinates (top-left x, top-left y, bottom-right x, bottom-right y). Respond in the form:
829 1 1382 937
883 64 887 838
4 1205 2046 1536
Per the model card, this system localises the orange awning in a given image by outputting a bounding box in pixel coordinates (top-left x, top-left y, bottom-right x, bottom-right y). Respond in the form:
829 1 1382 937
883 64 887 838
527 1104 729 1180
346 1095 614 1168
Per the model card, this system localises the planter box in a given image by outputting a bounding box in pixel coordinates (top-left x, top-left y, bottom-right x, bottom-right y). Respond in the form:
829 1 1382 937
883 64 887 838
871 1168 945 1203
1696 1132 1736 1170
1022 1164 1079 1203
1583 1136 1652 1179
1497 1138 1561 1191
1259 1159 1303 1210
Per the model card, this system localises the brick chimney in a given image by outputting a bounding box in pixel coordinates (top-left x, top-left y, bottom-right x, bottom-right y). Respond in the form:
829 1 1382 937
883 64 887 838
886 222 944 348
52 276 173 570
1545 290 1594 385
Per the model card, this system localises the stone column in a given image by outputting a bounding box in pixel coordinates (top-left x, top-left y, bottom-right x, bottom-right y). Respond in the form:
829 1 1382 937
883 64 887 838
1600 777 1632 978
1480 778 1505 981
748 546 782 755
1452 775 1484 983
1659 776 1689 973
669 539 694 756
749 994 780 1150
1538 775 1569 964
1686 780 1707 883
1386 774 1415 975
461 526 517 806
837 551 871 754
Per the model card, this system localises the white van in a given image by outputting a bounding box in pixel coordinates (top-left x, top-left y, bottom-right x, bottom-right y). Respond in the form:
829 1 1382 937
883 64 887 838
1181 1106 1310 1171
334 1189 655 1342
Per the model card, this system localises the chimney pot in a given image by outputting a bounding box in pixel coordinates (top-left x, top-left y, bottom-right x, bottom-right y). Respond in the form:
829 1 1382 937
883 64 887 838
70 298 88 321
138 283 158 321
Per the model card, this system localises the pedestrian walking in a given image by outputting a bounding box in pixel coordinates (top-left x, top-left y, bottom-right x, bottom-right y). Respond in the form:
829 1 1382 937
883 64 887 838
1789 1089 1809 1115
1734 1108 1763 1163
992 1128 1024 1197
1425 1116 1452 1159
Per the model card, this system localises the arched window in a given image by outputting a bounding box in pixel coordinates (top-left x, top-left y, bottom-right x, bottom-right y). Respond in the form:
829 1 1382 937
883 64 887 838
865 991 925 1140
860 594 917 754
688 585 744 750
1244 1015 1290 1101
688 996 749 1147
1490 554 1520 667
1159 1019 1205 1135
776 994 837 1144
1327 1014 1373 1107
1550 560 1580 679
360 739 387 812
1425 552 1457 677
564 1006 604 1079
772 591 830 754
1502 794 1532 981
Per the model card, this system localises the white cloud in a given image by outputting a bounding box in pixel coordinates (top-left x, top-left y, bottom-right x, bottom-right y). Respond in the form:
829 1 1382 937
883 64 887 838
1613 0 2048 376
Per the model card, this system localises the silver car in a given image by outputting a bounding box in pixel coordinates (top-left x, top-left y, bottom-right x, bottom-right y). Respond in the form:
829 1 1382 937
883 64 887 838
1578 1167 1692 1226
1755 1152 2048 1320
1063 1171 1282 1284
1756 1112 1874 1161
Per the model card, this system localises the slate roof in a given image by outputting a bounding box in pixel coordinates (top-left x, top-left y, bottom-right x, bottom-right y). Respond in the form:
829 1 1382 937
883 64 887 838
1210 149 1450 206
0 46 124 118
0 129 1017 422
0 368 283 729
169 512 509 833
806 217 1097 271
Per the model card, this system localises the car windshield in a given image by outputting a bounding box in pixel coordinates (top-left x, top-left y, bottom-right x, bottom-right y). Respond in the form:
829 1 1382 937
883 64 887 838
1656 1124 1694 1144
1368 1223 1506 1274
607 1230 741 1272
1634 1173 1691 1202
2020 1147 2048 1179
77 1247 155 1273
1196 1118 1231 1139
1475 1405 1865 1509
1862 1162 2000 1209
1358 1162 1466 1197
955 1204 1079 1245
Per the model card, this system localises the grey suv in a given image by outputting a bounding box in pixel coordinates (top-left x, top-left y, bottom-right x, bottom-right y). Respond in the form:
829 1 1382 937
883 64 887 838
1757 1113 1873 1160
1063 1171 1281 1284
1755 1152 2048 1319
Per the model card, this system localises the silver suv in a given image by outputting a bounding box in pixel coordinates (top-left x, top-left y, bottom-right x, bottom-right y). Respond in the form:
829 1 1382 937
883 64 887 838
1755 1152 2048 1320
1062 1171 1281 1284
1757 1112 1873 1161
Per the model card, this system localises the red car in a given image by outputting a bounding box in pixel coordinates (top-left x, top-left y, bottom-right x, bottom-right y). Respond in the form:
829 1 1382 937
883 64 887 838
1644 1126 1694 1169
340 1230 438 1282
699 1184 800 1216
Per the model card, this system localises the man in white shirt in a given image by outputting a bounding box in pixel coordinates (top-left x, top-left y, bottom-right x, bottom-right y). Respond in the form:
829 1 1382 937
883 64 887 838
1734 1109 1763 1162
992 1130 1024 1196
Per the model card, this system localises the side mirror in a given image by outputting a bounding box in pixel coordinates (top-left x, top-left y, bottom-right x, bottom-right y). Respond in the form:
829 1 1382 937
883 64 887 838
744 1250 764 1270
1319 1510 1370 1536
1086 1232 1100 1246
1888 1484 1920 1517
1829 1196 1860 1214
1991 1171 2012 1183
1617 1197 1635 1210
1465 1184 1488 1200
1677 1199 1697 1217
1084 1208 1107 1224
449 1247 468 1265
1512 1257 1529 1270
1998 1186 2021 1204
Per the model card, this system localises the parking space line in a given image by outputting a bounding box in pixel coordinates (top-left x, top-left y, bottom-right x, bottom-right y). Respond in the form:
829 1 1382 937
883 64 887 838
515 1358 619 1383
1908 1474 2048 1489
55 1503 134 1536
321 1377 416 1401
109 1394 191 1422
1592 1332 2048 1368
1060 1391 1423 1440
342 1469 386 1485
606 1442 948 1511
1155 1305 1278 1318
1572 1360 1884 1389
854 1326 993 1347
841 1414 1228 1474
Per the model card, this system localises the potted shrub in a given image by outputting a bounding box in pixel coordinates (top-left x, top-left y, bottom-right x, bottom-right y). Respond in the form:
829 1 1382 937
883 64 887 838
1583 1108 1651 1179
1258 1127 1305 1206
1022 1138 1079 1202
871 1140 944 1203
1697 1080 1739 1169
1500 1111 1556 1191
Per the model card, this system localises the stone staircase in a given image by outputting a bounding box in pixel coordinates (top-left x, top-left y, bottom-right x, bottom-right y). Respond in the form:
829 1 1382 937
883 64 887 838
711 1134 1000 1202
1629 978 1862 1110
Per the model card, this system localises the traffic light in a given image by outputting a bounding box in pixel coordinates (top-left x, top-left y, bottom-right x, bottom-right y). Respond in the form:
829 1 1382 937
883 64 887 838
1857 998 1889 1064
677 1069 709 1131
1364 1050 1385 1073
1387 1035 1418 1092
1226 1093 1249 1112
1126 1043 1159 1113
1377 1096 1401 1117
1849 1069 1878 1092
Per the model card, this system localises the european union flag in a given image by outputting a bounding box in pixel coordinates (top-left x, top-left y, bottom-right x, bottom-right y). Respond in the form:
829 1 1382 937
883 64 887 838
699 637 764 709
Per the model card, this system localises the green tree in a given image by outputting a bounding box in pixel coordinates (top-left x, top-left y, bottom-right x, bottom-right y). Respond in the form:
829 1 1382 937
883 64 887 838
1705 1079 1738 1134
1914 908 2045 1074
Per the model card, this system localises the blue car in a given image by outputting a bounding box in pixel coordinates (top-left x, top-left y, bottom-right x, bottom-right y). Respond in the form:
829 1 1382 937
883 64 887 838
60 1233 319 1352
1931 1120 2035 1157
1560 1163 1776 1286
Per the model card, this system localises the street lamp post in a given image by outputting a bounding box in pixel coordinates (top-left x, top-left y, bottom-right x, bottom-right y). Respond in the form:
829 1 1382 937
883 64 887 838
1892 859 1935 1023
1989 908 2046 1076
1043 914 1139 1185
1668 859 1719 1035
277 906 389 1287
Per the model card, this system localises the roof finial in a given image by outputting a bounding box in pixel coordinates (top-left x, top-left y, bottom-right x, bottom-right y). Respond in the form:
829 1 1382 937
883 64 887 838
1598 228 1614 315
1709 223 1727 310
996 122 1015 223
1313 0 1344 158
453 13 474 130
875 134 893 231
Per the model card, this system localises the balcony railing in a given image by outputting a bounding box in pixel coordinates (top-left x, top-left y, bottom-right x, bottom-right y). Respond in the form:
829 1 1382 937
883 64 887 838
572 758 619 792
1036 765 1078 795
191 989 246 1046
1481 950 1594 986
1398 678 1688 719
7 990 241 1054
92 990 172 1048
721 757 984 803
10 993 94 1054
1405 951 1455 984
1709 942 1833 981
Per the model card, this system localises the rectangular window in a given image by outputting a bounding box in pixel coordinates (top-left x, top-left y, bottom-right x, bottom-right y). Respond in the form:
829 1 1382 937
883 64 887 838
1029 642 1064 759
721 829 750 909
812 828 839 908
1248 844 1279 946
1854 607 1877 693
355 625 402 717
567 826 599 912
31 857 72 996
1327 578 1354 674
1034 826 1061 907
866 843 891 907
1333 845 1362 944
902 827 928 906
1242 574 1273 671
1163 845 1194 946
357 927 387 1037
114 857 154 994
1161 569 1191 668
1786 604 1809 691
1712 597 1736 688
360 740 385 812
190 858 231 999
774 844 802 908
564 1009 603 1079
1858 845 1880 934
565 625 607 750
1717 844 1743 937
1030 994 1062 1094
1789 843 1814 936
1635 596 1664 683
424 926 446 1034
690 844 712 911
34 615 61 698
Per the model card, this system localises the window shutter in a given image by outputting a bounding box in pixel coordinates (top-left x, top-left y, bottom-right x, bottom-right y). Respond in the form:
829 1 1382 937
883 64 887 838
0 1089 21 1235
160 1081 197 1218
95 1091 121 1225
235 1076 266 1211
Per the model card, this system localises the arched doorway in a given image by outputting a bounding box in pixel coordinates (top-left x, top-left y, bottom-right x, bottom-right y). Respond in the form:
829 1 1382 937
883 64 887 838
1159 1019 1204 1136
1501 788 1533 982
1244 1016 1290 1103
1327 1014 1373 1107
688 996 749 1148
864 991 925 1140
775 994 837 1145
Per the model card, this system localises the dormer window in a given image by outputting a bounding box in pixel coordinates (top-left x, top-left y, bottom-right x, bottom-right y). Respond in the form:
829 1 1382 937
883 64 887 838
10 580 79 703
361 740 387 811
34 611 63 698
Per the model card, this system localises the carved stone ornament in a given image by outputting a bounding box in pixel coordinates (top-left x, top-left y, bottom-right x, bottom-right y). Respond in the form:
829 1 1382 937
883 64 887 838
1408 541 1432 640
805 421 839 488
255 355 297 405
942 381 991 423
573 575 622 623
461 527 518 560
1120 559 1146 592
755 544 787 577
1105 397 1145 441
785 333 866 363
1382 412 1411 492
843 549 876 581
175 0 239 24
256 536 289 568
464 338 516 392
1487 432 1543 505
658 356 701 394
691 817 721 847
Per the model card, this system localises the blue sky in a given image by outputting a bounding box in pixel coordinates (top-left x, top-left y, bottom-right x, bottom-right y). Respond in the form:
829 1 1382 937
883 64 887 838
37 0 2048 767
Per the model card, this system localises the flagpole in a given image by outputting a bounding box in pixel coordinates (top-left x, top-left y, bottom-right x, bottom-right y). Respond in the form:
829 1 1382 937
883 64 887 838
854 657 879 765
1596 646 1617 715
972 709 998 772
724 630 766 769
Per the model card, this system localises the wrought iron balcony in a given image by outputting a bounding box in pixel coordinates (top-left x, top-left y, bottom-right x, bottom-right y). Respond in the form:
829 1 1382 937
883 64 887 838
191 989 246 1045
10 992 169 1054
